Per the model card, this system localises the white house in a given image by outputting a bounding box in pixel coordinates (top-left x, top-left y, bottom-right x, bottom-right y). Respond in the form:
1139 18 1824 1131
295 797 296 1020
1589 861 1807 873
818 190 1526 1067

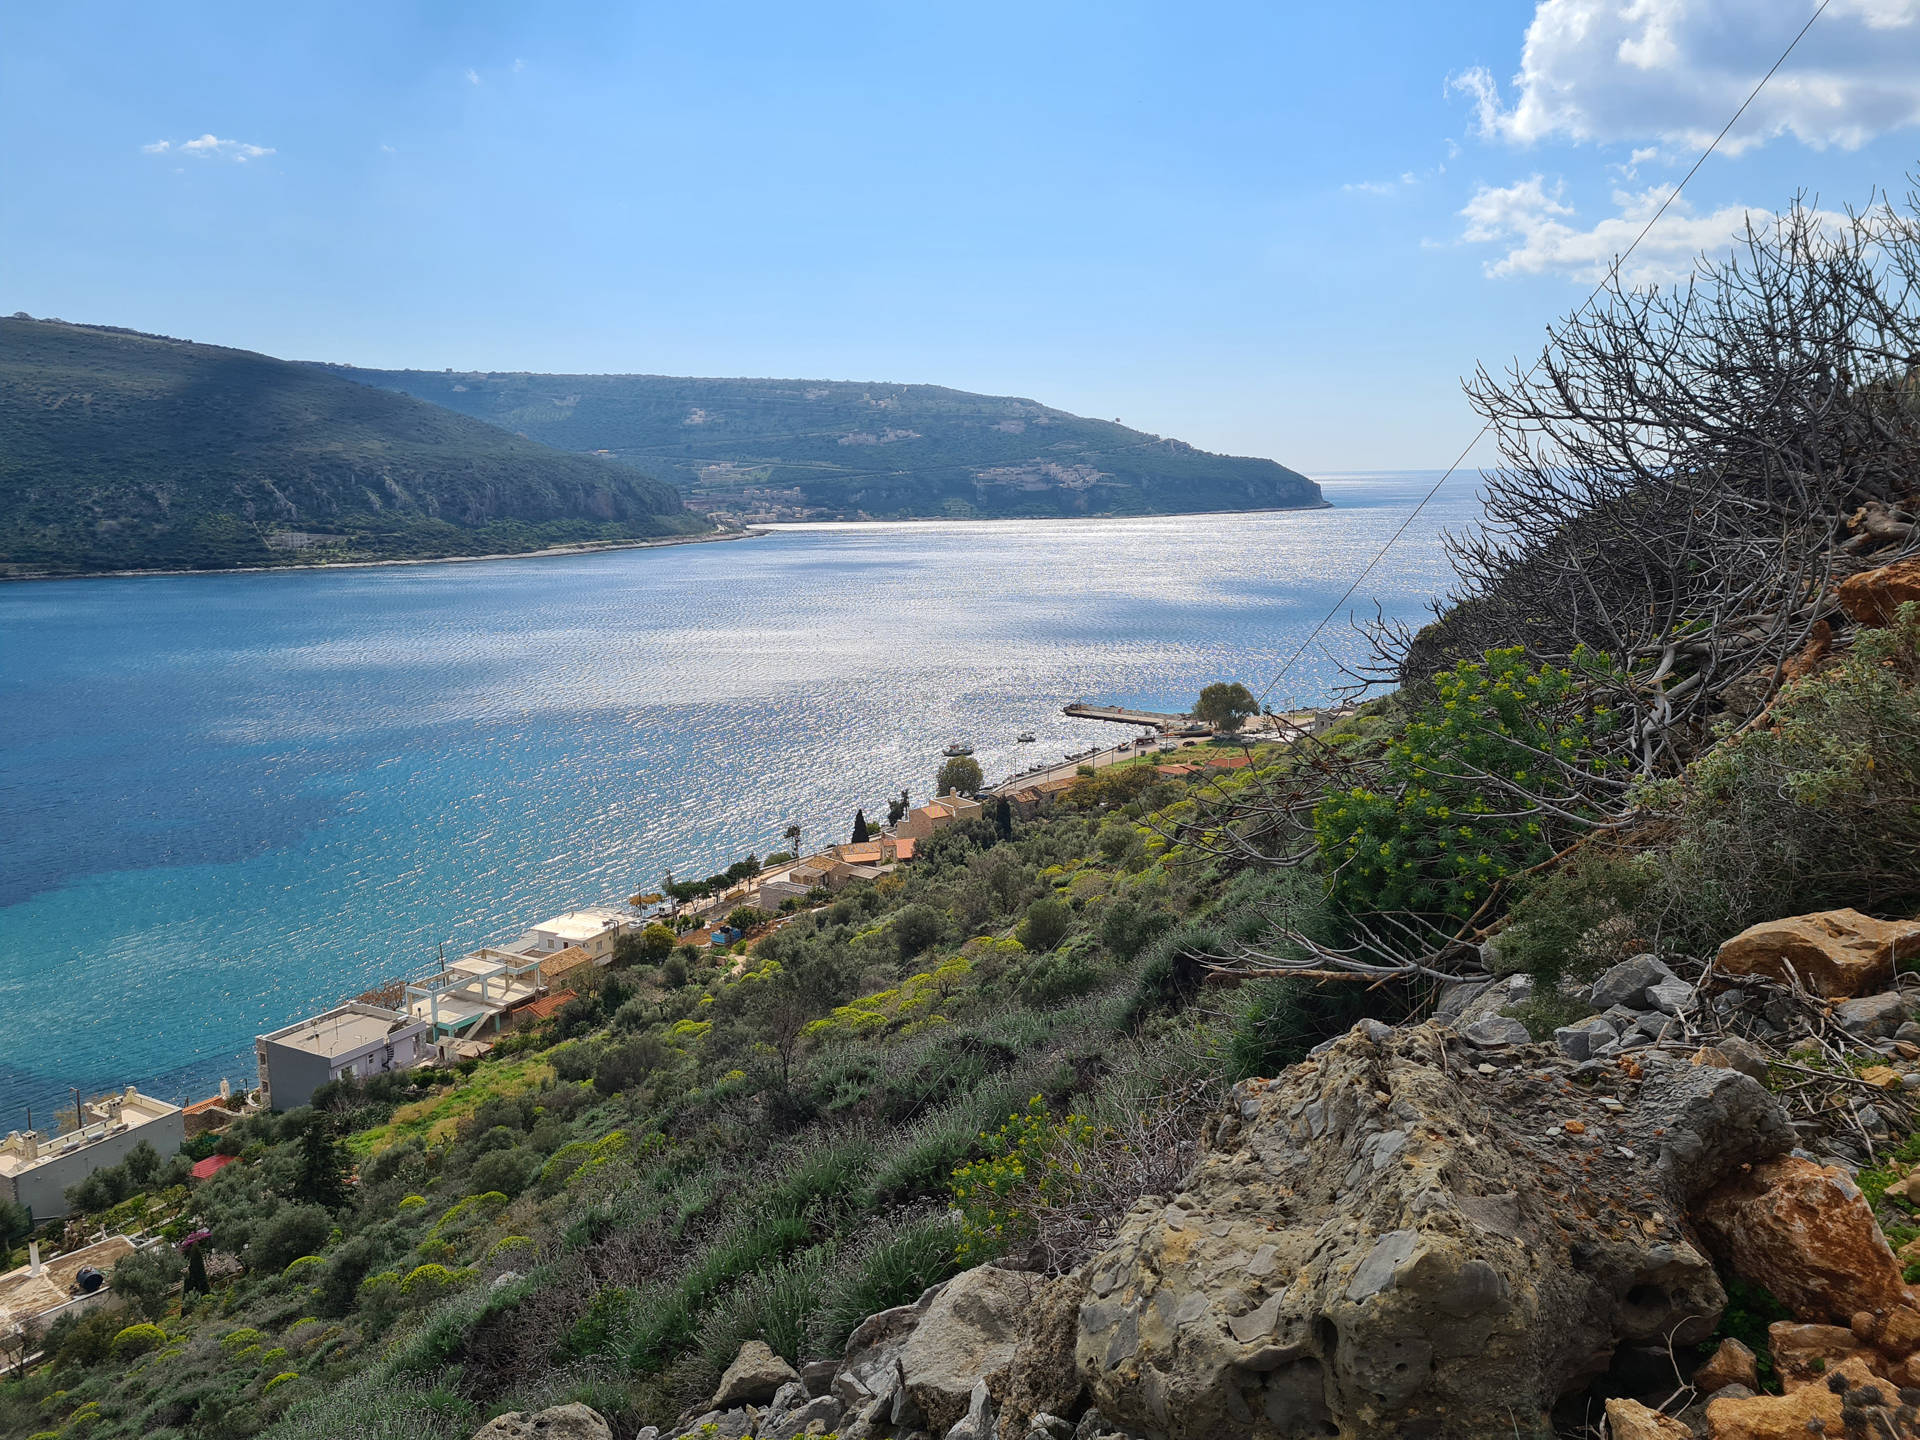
0 1089 184 1223
255 1002 431 1111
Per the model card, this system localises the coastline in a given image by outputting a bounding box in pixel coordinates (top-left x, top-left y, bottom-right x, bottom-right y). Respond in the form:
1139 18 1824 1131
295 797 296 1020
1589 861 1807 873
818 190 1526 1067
0 497 1346 584
0 524 769 584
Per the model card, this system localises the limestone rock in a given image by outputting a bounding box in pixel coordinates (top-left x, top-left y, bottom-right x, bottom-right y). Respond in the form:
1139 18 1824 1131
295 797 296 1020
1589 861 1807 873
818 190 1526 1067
1463 1016 1530 1048
1590 954 1678 1010
1701 1355 1899 1438
1693 1337 1758 1394
712 1339 800 1409
1602 1397 1690 1438
897 1265 1042 1434
472 1405 613 1440
996 1271 1088 1439
1645 979 1695 1016
764 1395 843 1439
1695 1155 1914 1324
1074 1022 1792 1438
1765 1321 1879 1391
1836 991 1911 1040
1714 909 1920 999
1836 556 1920 628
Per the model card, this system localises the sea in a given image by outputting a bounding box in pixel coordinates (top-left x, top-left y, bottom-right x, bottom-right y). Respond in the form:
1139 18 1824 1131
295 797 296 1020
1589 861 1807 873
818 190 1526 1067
0 473 1485 1125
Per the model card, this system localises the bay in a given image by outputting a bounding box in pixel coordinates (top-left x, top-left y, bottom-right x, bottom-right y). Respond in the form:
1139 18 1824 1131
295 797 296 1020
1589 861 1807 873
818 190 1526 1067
0 472 1483 1123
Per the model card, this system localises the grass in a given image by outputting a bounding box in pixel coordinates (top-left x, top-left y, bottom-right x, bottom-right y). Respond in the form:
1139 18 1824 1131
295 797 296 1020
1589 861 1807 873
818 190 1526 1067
346 1059 555 1158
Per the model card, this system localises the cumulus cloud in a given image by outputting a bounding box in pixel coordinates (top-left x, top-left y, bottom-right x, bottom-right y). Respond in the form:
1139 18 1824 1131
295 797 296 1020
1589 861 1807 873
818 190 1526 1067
141 134 275 162
466 67 481 85
1458 175 1806 283
1457 0 1920 154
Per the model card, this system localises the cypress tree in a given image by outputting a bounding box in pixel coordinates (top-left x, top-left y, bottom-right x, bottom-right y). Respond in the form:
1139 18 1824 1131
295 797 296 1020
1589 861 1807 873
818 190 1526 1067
851 808 870 842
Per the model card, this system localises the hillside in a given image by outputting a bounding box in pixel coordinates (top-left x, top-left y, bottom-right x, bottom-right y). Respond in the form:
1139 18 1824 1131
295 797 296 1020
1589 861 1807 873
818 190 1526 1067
0 319 708 577
325 366 1326 522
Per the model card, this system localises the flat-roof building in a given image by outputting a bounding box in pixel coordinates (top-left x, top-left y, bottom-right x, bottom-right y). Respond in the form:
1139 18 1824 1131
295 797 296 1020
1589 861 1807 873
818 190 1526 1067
255 1003 430 1112
0 1089 184 1224
520 907 633 963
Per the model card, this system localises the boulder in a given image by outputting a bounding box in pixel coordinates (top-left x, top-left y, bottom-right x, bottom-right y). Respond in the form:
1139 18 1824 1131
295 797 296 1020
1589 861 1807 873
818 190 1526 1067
764 1394 844 1440
1701 1355 1898 1438
1692 1337 1758 1395
1602 1397 1690 1439
1590 954 1678 1010
472 1405 613 1440
1554 1018 1617 1062
1694 1155 1914 1325
996 1271 1088 1439
1836 991 1911 1040
1836 556 1920 628
1764 1321 1880 1391
1463 1016 1531 1048
1645 979 1695 1017
712 1339 800 1409
1074 1022 1792 1438
1714 909 1920 999
896 1265 1043 1434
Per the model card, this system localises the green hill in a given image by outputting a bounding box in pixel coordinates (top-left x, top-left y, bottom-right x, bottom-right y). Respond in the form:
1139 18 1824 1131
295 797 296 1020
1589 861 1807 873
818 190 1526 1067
0 318 707 577
326 366 1325 521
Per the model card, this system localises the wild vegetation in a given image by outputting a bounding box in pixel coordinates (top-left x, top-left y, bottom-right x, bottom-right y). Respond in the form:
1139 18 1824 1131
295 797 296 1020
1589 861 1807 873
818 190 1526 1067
329 367 1325 522
0 318 707 577
5 182 1920 1439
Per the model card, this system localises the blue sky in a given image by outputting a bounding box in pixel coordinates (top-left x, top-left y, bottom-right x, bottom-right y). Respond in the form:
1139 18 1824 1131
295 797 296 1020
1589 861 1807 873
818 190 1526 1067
7 1 1920 470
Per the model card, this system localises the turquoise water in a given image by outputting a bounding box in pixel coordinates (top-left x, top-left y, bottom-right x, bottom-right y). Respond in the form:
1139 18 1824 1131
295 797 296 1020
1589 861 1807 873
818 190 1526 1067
0 474 1481 1122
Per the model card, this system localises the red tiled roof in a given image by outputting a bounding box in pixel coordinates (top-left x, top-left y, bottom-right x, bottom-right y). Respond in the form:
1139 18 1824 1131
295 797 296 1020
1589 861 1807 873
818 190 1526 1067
519 993 571 1022
892 837 916 860
182 1095 232 1116
191 1153 238 1181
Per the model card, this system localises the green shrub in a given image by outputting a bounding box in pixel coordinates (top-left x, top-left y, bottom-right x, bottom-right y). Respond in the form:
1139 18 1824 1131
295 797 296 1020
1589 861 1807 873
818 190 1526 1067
1494 850 1651 984
249 1205 332 1274
110 1323 167 1358
1017 897 1072 952
949 1097 1096 1265
1315 648 1614 923
1224 977 1382 1083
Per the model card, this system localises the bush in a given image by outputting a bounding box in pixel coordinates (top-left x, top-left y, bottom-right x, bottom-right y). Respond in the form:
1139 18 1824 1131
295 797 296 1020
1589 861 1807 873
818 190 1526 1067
248 1206 332 1274
594 1034 672 1097
726 907 770 934
892 904 946 960
949 1097 1096 1265
1315 648 1614 923
1496 849 1651 984
1017 897 1072 952
1640 604 1920 947
108 1243 184 1320
111 1322 167 1357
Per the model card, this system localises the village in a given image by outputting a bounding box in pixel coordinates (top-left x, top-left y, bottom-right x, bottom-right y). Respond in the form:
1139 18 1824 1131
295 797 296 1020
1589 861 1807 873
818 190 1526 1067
0 697 1349 1351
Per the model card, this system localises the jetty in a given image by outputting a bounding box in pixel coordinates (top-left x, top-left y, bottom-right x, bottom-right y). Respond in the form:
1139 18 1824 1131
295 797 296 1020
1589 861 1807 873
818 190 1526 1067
1062 702 1207 734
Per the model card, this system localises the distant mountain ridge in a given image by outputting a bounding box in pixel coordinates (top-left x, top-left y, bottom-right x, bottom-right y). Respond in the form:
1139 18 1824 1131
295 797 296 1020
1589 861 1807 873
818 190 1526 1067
326 366 1325 522
0 318 706 577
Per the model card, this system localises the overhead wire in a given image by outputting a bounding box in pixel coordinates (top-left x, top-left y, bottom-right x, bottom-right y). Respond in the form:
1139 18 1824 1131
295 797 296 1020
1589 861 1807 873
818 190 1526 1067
1251 0 1833 712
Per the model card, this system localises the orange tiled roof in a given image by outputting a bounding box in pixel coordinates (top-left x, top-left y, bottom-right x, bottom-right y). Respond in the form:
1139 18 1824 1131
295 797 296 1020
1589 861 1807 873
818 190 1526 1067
891 837 916 860
519 993 571 1022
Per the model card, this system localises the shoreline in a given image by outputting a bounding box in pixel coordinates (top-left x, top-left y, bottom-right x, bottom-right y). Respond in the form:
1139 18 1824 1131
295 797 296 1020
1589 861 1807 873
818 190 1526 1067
0 498 1345 584
0 525 769 584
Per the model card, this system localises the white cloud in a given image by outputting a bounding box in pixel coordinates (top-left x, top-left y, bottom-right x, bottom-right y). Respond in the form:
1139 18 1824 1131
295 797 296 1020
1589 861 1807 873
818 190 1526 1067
512 58 526 72
466 67 481 85
141 133 275 162
1459 175 1796 283
1344 179 1400 195
1458 0 1920 154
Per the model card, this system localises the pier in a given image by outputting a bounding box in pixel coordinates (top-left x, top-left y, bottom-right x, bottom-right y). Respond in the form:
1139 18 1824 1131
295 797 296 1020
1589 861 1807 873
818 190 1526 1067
1061 702 1207 733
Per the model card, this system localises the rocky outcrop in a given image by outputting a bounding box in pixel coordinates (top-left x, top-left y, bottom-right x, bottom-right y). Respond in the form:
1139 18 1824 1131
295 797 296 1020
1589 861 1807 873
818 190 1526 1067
1694 1154 1914 1324
1073 1022 1791 1438
711 1339 800 1409
996 1272 1089 1438
1836 556 1920 627
1713 909 1920 998
897 1266 1044 1433
472 1405 613 1440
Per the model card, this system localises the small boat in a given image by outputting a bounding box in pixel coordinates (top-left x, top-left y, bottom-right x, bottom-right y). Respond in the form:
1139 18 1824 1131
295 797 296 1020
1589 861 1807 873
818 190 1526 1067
943 741 974 757
1016 731 1036 743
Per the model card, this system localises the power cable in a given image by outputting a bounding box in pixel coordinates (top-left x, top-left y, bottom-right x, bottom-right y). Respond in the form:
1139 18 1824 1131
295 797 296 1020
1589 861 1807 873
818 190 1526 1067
1251 0 1832 712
